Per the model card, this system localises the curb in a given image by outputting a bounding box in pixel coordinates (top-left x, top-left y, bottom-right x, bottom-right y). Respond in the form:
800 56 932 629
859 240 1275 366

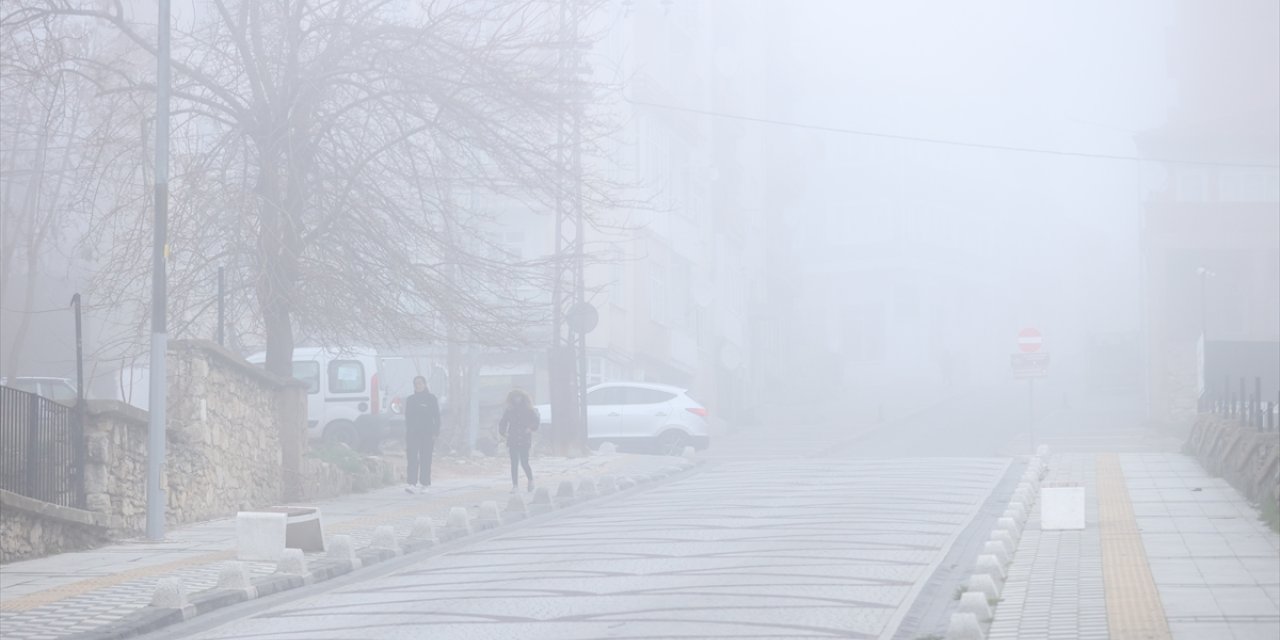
62 457 702 640
945 446 1050 640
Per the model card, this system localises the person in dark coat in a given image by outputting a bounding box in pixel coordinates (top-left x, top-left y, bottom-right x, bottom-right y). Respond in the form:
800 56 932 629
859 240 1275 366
498 389 539 492
403 375 440 493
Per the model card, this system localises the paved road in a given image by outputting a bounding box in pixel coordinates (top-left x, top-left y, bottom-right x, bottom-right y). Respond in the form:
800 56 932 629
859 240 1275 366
153 391 1065 640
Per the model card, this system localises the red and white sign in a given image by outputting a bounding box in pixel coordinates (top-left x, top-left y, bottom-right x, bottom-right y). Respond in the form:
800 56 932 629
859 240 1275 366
1017 328 1042 353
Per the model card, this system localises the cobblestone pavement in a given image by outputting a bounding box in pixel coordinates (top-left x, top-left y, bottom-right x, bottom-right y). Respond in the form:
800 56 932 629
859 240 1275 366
0 453 679 640
172 457 1009 640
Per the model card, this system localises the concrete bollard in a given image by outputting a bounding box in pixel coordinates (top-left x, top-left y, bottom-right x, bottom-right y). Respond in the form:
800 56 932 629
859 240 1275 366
327 534 362 567
945 612 984 640
409 518 437 543
596 442 617 455
617 476 636 490
1007 501 1028 522
371 525 400 553
957 591 994 622
967 573 1001 601
504 493 529 521
217 562 252 590
577 477 598 499
996 516 1022 540
445 507 472 538
556 480 577 505
276 548 308 576
682 445 696 459
991 530 1016 556
150 578 190 611
983 540 1011 566
528 487 554 515
975 553 1007 582
476 501 502 530
598 475 618 494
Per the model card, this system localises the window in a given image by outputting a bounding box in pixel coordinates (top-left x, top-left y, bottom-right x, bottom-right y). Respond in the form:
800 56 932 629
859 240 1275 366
649 264 667 324
625 388 677 405
587 387 628 405
328 360 365 394
45 382 77 402
293 361 320 394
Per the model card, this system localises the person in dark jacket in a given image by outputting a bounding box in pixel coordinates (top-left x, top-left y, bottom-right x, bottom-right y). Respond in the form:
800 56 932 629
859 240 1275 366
498 389 539 492
403 376 440 493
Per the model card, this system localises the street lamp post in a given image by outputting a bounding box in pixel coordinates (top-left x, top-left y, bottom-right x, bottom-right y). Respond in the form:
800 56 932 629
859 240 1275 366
147 0 172 541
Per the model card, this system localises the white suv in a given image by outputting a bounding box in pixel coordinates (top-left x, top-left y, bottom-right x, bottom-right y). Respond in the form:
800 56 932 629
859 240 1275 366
539 382 711 455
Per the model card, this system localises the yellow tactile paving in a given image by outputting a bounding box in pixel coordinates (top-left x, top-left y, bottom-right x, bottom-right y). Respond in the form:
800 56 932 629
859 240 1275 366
1097 453 1173 640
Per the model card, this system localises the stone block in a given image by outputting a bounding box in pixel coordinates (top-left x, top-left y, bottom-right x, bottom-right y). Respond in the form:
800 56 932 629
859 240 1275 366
617 476 636 490
995 516 1021 540
217 561 253 591
990 530 1015 556
327 534 361 566
475 501 502 530
275 548 307 576
597 475 618 494
409 518 437 543
505 494 529 520
371 525 400 553
236 511 287 562
150 578 188 609
529 487 554 515
445 507 472 538
974 553 1006 582
957 591 993 621
556 480 577 505
967 573 1000 600
576 477 598 499
983 540 1010 566
946 612 984 640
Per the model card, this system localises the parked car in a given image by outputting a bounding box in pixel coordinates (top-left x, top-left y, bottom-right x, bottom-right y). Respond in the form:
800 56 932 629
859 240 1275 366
536 382 711 455
247 347 386 449
0 376 78 405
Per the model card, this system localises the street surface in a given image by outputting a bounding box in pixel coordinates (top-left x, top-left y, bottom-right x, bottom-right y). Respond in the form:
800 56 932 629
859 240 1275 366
153 386 1215 640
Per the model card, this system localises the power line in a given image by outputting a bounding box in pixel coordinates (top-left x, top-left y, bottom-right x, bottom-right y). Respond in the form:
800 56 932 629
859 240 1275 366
0 305 66 315
625 98 1280 169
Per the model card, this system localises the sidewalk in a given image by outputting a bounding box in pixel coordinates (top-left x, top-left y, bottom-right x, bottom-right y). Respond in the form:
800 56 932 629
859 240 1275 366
989 452 1280 640
0 452 694 640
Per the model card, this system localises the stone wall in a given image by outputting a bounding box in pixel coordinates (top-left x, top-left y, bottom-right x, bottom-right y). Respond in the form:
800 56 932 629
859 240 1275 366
0 490 112 563
82 401 149 529
1185 414 1280 510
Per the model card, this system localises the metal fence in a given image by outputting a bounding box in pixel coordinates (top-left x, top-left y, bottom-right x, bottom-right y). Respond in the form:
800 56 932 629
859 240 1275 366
1205 375 1280 433
0 385 85 508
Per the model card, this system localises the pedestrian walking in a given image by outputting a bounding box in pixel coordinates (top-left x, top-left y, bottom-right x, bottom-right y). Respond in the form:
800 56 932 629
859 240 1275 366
404 375 440 494
499 389 539 493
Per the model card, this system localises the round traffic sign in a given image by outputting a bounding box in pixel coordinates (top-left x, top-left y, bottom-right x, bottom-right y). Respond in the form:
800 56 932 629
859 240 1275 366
566 301 599 334
1018 327 1042 353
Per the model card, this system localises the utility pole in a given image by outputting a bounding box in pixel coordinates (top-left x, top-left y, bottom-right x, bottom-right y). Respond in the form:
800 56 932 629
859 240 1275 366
147 0 171 541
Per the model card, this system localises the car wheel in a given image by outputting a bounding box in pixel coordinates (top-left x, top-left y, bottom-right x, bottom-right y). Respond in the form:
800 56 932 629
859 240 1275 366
323 420 359 449
654 430 689 456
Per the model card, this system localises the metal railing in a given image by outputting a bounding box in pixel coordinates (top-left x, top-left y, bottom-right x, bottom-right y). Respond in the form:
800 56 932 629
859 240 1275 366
0 385 86 508
1205 375 1279 433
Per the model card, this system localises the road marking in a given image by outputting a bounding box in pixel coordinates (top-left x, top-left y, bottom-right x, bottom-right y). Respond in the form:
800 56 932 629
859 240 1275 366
1097 453 1172 640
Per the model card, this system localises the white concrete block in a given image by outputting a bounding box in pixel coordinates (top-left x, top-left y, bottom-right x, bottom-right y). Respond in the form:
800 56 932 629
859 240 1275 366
235 511 287 562
216 562 253 591
1041 486 1086 530
996 516 1022 540
276 548 307 575
958 591 993 622
409 517 437 542
968 573 1001 600
975 553 1006 581
991 530 1016 556
371 525 400 552
505 493 529 516
617 476 636 490
1006 501 1027 523
151 578 188 608
598 475 618 494
946 612 984 640
682 445 696 459
576 477 598 499
446 506 472 535
530 487 553 505
327 534 361 565
476 501 502 530
983 540 1011 566
556 480 577 503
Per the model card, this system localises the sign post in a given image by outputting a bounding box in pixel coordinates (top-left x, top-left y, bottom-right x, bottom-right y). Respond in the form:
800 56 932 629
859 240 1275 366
1012 328 1047 452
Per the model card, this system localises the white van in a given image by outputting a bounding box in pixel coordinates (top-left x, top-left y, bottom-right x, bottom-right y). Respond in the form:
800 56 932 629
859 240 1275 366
247 346 384 448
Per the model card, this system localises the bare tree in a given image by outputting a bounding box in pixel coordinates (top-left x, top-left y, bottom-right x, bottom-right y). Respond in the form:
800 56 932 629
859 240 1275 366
8 0 626 378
